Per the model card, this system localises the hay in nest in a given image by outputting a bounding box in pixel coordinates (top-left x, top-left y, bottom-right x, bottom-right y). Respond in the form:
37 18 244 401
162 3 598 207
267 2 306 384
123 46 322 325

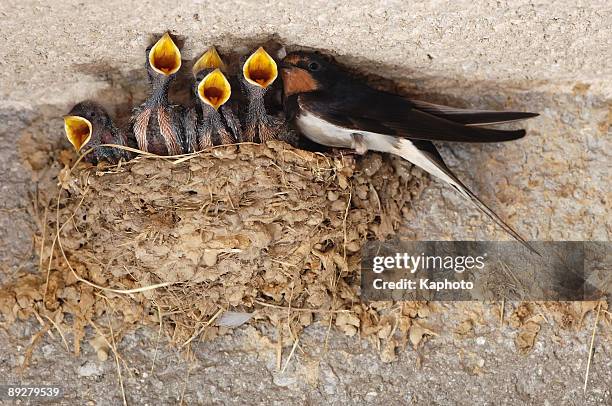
1 141 434 357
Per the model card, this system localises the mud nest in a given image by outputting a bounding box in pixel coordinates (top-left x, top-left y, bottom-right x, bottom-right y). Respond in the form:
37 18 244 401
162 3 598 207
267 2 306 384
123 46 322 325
1 141 435 356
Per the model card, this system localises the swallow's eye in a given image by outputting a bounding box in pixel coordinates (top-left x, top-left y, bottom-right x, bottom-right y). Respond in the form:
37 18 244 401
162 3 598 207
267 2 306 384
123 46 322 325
90 111 96 118
308 61 321 71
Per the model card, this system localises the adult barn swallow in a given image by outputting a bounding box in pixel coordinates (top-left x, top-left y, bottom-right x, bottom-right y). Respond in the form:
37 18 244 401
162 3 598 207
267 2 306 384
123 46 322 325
63 101 130 164
239 47 284 143
280 51 539 250
131 33 185 156
184 47 241 152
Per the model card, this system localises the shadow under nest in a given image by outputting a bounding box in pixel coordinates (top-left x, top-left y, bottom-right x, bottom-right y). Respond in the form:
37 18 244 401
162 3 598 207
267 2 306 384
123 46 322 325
2 140 434 360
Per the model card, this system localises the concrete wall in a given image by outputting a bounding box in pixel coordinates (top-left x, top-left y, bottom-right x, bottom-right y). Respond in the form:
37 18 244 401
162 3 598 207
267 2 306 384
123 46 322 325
0 1 610 404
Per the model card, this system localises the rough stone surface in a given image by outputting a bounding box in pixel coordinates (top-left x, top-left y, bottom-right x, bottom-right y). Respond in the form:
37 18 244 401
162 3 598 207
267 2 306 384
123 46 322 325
0 1 610 405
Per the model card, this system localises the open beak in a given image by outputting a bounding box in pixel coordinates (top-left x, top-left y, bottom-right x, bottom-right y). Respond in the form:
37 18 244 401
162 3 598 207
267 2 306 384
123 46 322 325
192 46 225 76
63 115 92 152
148 32 182 76
242 47 278 88
197 68 231 110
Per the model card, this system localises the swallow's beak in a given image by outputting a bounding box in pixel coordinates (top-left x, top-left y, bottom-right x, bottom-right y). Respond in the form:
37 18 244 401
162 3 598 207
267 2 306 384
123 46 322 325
278 60 291 69
197 68 231 110
242 47 278 89
278 60 292 81
149 32 182 76
63 115 92 152
192 46 225 77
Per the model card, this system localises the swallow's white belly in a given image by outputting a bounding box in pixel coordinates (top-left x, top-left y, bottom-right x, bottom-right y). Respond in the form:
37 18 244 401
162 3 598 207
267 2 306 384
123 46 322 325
296 111 397 153
296 112 354 147
295 111 458 189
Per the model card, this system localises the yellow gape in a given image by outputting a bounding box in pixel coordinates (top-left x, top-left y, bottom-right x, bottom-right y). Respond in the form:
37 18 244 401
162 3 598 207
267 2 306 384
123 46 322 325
198 69 232 110
243 47 278 88
148 32 182 76
192 46 225 76
63 115 93 151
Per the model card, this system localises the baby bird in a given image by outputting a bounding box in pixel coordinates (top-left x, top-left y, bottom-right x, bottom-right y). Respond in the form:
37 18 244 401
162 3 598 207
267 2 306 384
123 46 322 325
131 32 185 156
239 47 284 143
184 47 241 152
63 101 130 164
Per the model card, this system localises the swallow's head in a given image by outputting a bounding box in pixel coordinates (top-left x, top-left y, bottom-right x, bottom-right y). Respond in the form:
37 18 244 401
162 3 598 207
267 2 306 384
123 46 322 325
280 51 338 97
195 68 232 111
63 101 111 152
242 47 278 89
147 32 182 77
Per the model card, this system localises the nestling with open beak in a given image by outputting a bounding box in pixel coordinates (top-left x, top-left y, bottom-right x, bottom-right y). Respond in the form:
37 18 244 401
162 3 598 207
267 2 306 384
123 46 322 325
280 51 540 253
64 101 130 164
184 47 241 152
131 32 185 156
239 47 284 143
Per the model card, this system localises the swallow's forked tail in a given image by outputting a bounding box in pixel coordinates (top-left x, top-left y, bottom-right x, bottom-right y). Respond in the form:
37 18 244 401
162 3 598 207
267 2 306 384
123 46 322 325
411 100 540 126
450 181 540 256
394 138 540 256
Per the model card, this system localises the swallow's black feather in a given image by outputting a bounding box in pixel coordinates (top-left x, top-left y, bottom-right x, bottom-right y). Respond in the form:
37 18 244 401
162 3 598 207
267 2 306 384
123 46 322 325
297 83 527 143
410 100 539 126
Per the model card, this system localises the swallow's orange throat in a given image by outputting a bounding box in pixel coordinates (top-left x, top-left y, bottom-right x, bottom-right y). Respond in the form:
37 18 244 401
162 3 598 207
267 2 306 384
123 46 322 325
281 67 318 96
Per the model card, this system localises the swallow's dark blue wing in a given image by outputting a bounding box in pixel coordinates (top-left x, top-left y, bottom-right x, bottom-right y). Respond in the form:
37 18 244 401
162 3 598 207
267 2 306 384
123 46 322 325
410 100 539 126
298 84 533 143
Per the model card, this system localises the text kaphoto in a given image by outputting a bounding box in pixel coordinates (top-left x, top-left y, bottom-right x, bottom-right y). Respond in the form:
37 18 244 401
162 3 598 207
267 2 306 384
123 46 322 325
372 278 474 291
